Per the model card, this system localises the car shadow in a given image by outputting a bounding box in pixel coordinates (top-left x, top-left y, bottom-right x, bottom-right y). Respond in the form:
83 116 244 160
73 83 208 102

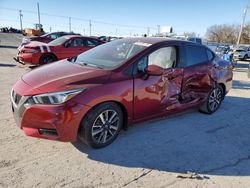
28 65 38 70
0 63 16 67
0 45 18 49
233 80 250 90
72 94 250 176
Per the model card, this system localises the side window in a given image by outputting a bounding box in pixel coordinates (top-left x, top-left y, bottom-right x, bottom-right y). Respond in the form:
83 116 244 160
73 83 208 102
137 56 148 73
50 34 59 40
148 47 176 69
64 39 73 47
207 49 214 61
86 39 99 47
186 45 208 66
71 38 84 47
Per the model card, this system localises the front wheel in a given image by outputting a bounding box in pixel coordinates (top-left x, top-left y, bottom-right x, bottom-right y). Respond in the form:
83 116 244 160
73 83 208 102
79 102 123 148
199 85 224 114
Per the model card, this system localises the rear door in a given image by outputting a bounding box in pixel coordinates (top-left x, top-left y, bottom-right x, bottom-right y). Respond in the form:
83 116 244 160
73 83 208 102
181 44 214 102
133 45 183 121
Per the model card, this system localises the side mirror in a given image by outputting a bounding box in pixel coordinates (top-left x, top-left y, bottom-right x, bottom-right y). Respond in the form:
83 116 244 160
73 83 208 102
145 64 164 76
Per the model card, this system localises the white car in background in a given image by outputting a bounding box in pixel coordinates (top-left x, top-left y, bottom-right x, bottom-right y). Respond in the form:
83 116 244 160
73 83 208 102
233 45 250 60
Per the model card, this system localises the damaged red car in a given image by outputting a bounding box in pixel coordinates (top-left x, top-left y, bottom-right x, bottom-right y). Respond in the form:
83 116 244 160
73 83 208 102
15 35 104 65
11 37 233 148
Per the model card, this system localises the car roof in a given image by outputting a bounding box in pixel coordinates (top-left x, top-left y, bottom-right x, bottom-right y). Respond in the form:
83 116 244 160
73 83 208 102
119 37 199 46
62 35 100 40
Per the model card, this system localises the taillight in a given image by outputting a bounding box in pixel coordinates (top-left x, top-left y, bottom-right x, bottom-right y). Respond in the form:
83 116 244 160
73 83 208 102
24 49 39 54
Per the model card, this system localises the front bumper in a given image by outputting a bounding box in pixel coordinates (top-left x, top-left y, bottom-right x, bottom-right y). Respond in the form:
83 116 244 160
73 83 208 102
11 82 91 142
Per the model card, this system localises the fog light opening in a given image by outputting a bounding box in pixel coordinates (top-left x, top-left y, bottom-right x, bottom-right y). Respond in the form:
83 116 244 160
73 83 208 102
38 128 58 136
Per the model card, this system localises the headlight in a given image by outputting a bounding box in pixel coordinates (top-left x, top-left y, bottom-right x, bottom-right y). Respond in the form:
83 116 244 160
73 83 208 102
32 88 84 105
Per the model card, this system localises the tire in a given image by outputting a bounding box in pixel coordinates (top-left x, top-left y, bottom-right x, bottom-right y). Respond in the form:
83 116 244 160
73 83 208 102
79 102 123 148
199 85 224 114
39 54 56 65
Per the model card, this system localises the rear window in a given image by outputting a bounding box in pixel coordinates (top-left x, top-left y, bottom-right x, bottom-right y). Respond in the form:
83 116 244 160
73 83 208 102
186 45 208 66
48 36 68 46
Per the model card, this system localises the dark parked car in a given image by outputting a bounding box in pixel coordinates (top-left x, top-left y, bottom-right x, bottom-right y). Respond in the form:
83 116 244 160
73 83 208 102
187 37 202 44
98 36 121 42
21 32 80 46
11 37 233 148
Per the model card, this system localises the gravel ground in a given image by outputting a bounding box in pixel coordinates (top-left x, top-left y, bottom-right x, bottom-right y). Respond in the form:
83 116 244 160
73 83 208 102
0 33 250 188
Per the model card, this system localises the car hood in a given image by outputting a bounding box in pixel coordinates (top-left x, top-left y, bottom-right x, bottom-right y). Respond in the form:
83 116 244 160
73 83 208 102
21 59 112 94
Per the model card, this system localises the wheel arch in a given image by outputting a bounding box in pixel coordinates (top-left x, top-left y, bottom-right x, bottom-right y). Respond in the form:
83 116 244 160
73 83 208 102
218 82 226 99
39 52 58 63
77 100 129 135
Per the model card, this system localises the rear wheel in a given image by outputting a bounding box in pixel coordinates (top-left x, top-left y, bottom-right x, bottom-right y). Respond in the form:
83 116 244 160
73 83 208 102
199 85 224 114
39 54 56 65
79 102 123 148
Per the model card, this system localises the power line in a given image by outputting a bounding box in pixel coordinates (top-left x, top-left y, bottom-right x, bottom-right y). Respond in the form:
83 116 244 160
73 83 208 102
0 6 156 31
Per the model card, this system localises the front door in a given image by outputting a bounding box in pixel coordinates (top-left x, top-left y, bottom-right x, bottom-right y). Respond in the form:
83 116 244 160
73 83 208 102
60 38 87 59
133 46 183 121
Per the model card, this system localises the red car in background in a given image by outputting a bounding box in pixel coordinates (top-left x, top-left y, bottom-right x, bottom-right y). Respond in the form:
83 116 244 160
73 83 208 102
15 35 104 65
11 38 233 148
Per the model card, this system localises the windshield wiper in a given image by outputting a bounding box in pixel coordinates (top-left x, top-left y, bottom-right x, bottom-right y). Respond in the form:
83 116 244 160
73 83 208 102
79 62 103 69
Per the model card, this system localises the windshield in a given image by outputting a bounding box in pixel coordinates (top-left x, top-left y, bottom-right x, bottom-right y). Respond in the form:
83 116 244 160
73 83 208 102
48 36 69 46
71 39 151 69
236 45 248 50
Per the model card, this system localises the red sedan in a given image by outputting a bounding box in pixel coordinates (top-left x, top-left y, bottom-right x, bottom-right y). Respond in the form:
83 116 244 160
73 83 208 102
15 35 104 65
11 37 233 148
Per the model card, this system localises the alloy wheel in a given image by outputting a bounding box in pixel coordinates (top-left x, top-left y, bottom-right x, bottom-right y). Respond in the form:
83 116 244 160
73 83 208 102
208 88 223 112
91 110 120 144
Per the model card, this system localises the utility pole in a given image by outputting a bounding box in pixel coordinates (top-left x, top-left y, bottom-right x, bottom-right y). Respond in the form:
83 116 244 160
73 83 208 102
237 5 248 45
19 10 23 31
69 17 71 32
157 25 160 35
89 19 92 36
115 28 118 36
83 28 85 35
37 2 41 25
50 26 52 32
147 27 150 36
